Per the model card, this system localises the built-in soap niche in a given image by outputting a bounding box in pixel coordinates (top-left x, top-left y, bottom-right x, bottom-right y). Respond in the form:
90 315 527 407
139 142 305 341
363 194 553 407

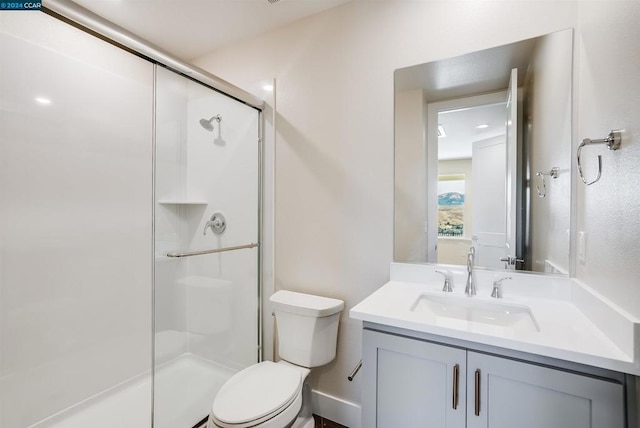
155 200 209 257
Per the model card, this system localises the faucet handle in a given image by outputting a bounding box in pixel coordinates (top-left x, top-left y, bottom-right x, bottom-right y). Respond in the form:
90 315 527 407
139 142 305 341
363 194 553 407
499 255 525 268
202 212 226 235
491 276 512 298
435 270 454 292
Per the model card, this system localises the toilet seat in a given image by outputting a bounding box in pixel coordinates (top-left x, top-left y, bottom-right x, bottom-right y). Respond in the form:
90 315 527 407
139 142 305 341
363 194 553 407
211 361 303 428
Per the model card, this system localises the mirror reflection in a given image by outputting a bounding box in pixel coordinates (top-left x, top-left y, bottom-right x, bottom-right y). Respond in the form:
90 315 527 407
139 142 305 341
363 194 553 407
394 29 573 274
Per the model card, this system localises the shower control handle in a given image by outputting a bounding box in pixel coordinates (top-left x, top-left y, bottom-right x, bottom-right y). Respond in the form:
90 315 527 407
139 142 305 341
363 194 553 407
203 212 226 235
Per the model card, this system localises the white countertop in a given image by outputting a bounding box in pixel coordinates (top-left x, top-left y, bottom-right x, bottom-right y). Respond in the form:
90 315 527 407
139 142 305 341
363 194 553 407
350 263 640 375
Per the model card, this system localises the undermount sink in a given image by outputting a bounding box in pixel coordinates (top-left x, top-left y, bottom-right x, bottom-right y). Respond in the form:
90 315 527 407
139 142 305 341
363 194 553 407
410 293 540 334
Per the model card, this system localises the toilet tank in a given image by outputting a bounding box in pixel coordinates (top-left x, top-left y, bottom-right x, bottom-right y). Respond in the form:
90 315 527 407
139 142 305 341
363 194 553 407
270 290 344 368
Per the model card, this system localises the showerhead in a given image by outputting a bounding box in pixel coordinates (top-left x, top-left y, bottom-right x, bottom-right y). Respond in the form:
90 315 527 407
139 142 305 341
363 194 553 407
200 114 222 131
200 118 214 131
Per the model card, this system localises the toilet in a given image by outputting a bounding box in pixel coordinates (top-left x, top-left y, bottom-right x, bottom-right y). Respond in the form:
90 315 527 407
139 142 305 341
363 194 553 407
207 290 344 428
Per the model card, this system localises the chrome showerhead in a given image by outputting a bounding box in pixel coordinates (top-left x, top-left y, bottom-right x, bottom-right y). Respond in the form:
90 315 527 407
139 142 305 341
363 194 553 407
200 114 222 131
200 118 214 131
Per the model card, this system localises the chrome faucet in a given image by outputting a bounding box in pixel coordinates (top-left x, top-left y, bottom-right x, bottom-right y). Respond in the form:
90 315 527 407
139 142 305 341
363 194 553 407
435 270 454 292
464 247 476 296
491 276 512 299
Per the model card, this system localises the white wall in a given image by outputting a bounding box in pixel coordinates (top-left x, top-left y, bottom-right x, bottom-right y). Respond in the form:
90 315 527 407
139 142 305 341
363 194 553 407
0 12 153 427
575 1 640 318
194 2 580 423
183 83 260 370
155 68 190 363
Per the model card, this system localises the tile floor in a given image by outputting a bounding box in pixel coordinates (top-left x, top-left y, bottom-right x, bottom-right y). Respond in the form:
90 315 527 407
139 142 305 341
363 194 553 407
196 414 346 428
313 414 349 428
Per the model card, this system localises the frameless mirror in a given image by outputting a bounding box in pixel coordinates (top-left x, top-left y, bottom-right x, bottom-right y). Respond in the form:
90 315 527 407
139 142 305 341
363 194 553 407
394 29 573 275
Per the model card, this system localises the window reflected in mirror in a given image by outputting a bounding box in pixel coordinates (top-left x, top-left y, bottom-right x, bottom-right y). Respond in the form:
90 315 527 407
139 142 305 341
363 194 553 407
437 175 465 238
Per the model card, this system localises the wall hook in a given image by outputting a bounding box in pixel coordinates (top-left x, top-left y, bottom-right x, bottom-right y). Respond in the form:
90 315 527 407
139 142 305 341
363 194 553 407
535 167 559 198
577 130 622 186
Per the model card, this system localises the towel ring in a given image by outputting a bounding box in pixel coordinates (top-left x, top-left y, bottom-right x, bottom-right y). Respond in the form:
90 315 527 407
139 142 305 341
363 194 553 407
535 167 559 198
577 130 621 185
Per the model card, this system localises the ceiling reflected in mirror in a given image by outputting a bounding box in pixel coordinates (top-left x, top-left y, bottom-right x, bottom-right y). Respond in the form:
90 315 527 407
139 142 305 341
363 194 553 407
395 37 537 101
438 103 506 160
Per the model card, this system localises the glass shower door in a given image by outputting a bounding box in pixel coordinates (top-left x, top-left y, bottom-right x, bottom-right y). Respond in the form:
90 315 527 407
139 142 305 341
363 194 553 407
154 66 260 428
0 11 154 428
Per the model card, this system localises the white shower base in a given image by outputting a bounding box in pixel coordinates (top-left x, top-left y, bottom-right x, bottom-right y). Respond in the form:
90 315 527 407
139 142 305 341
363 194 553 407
32 354 236 428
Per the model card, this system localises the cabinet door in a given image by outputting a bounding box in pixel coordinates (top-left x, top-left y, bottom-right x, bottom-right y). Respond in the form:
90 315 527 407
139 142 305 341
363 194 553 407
467 351 625 428
362 330 466 428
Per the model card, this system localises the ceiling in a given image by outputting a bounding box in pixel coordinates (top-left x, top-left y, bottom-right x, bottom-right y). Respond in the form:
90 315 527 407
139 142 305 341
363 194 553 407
65 0 515 159
70 0 353 61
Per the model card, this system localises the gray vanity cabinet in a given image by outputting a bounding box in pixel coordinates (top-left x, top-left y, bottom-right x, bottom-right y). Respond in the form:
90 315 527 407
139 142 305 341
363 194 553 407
362 328 626 428
362 329 467 428
467 351 625 428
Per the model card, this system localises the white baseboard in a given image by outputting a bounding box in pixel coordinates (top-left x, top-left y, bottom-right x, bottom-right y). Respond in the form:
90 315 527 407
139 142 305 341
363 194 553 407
311 389 361 428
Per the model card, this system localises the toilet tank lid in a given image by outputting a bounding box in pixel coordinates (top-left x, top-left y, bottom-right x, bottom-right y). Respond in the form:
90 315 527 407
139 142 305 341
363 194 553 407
270 290 344 317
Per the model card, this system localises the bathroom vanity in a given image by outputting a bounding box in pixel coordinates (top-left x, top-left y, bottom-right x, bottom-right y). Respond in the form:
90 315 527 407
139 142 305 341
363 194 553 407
350 263 639 428
361 326 627 428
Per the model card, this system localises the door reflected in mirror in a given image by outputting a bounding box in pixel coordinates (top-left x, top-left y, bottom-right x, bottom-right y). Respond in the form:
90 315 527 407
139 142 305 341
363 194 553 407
394 29 573 275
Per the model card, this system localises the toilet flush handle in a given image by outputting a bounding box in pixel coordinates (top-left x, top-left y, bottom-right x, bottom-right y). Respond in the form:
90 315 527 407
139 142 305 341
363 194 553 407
347 360 362 381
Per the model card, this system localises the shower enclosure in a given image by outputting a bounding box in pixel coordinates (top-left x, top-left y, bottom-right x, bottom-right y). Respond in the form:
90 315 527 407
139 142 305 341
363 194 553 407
0 5 261 428
153 67 260 428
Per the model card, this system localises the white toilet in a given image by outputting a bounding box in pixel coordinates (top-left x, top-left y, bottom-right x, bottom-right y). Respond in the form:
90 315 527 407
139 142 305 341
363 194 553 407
207 290 344 428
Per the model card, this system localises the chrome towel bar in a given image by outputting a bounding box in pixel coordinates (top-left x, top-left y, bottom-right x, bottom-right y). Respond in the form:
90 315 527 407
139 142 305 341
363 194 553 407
577 130 622 185
535 167 559 198
166 242 259 258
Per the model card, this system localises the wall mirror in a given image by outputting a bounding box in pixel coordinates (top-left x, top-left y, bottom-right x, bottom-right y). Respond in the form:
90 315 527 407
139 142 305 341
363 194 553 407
394 29 573 275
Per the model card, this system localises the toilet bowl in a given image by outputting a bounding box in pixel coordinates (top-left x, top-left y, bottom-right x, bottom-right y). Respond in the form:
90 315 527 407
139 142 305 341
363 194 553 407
208 361 309 428
208 291 344 428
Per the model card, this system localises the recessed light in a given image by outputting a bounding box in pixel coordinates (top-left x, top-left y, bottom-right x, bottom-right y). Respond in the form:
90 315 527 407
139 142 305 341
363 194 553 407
475 124 489 129
35 97 51 105
263 84 273 91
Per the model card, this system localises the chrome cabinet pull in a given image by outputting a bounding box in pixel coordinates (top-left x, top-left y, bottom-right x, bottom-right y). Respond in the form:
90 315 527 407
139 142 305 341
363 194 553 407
452 364 459 409
474 369 481 416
